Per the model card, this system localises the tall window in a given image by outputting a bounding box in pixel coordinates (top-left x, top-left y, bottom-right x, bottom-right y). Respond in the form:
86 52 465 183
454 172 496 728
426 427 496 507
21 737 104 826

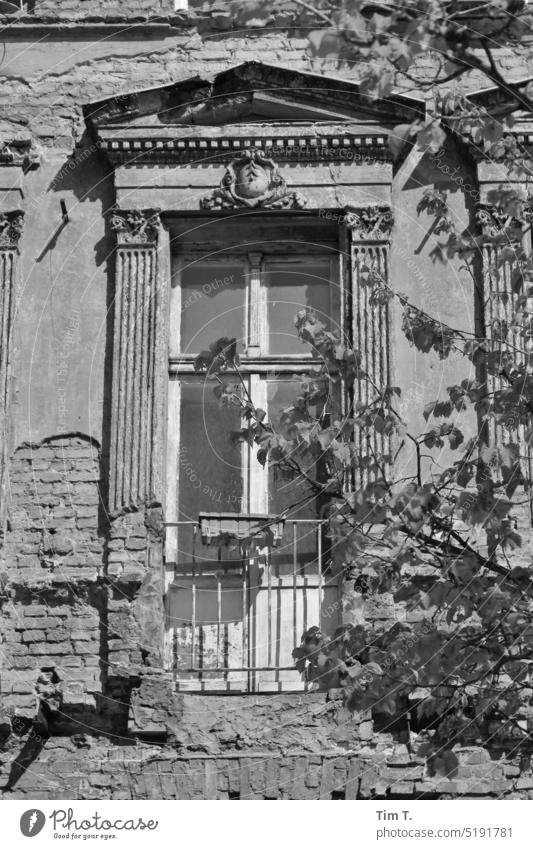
165 231 342 692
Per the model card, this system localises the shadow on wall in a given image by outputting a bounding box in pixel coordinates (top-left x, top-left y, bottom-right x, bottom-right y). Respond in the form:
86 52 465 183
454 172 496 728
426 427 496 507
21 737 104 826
32 133 117 521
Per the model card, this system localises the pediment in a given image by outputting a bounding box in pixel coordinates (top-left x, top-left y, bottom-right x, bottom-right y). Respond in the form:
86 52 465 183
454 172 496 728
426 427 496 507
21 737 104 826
84 61 424 165
465 77 533 137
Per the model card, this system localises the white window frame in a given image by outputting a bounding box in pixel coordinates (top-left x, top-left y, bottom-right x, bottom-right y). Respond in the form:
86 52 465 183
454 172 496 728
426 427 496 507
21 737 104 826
166 250 341 571
164 243 343 692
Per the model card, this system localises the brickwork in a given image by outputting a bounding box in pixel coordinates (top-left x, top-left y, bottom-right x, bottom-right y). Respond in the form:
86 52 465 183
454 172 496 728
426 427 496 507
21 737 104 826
1 731 533 800
1 5 533 801
2 435 102 581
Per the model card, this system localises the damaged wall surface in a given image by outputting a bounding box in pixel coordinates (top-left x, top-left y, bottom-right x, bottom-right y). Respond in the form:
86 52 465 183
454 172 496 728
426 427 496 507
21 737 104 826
1 0 533 800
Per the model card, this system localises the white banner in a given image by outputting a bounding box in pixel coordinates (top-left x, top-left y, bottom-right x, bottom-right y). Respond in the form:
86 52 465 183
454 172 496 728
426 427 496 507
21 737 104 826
1 800 531 848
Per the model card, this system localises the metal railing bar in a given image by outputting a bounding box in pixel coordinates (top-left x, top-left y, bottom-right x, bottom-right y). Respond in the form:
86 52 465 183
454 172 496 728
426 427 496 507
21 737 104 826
292 522 298 651
191 523 197 669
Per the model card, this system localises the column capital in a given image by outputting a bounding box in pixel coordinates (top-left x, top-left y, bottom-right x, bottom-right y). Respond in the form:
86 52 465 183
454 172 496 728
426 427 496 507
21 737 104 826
0 137 40 171
0 211 24 250
110 207 162 245
343 205 393 241
475 202 531 239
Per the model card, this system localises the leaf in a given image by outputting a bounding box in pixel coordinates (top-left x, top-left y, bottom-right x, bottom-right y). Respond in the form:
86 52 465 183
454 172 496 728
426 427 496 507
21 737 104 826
448 427 464 450
389 123 414 158
417 121 446 154
307 28 342 59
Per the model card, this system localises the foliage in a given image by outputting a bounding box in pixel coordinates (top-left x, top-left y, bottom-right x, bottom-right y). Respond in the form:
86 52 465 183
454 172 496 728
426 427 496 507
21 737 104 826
196 0 533 751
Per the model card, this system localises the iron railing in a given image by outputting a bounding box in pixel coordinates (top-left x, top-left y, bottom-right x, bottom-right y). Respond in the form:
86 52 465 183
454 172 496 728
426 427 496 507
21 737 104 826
165 519 340 692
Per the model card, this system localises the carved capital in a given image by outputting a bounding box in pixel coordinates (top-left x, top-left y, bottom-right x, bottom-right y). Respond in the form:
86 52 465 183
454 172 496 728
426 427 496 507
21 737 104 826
343 206 393 241
200 149 308 211
0 138 39 170
476 203 528 239
110 208 161 244
0 211 24 249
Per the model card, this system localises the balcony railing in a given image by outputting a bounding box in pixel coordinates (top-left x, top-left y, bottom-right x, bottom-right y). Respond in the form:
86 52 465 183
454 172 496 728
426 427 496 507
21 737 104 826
165 519 340 692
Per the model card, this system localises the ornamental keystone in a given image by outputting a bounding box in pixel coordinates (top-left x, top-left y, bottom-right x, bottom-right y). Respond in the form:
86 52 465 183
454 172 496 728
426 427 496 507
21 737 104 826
200 150 307 211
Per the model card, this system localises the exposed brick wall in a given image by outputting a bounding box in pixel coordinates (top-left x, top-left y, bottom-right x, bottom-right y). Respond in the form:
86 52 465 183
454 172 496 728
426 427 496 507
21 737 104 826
1 10 533 802
2 1 177 22
1 584 105 717
2 434 102 581
0 435 107 733
1 731 532 800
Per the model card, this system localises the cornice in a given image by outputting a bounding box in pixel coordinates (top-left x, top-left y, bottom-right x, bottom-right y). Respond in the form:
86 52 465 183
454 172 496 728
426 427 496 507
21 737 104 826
84 62 424 134
98 133 392 167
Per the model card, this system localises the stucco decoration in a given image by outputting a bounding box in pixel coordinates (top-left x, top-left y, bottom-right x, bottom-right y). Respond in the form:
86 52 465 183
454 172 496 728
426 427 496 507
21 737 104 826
0 138 39 170
0 211 24 249
200 150 307 210
475 203 531 238
0 210 24 537
110 208 162 244
109 208 168 517
343 206 394 241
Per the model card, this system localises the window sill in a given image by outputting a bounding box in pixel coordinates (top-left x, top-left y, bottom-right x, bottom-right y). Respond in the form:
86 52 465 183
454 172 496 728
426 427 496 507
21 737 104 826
198 512 285 546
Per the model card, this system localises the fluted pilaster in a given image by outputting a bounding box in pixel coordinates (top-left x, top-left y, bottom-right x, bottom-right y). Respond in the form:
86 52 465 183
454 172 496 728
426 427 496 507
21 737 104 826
345 206 393 486
109 208 168 514
476 203 533 515
0 211 24 532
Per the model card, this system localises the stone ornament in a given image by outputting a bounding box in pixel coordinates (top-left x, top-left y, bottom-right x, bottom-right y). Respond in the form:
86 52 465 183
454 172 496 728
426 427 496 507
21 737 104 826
475 203 530 239
110 208 162 244
0 138 40 170
0 211 24 249
343 206 393 241
200 149 307 210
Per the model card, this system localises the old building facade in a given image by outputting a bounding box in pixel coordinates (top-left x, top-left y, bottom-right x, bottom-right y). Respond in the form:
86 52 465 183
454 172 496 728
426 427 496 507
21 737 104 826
1 0 533 799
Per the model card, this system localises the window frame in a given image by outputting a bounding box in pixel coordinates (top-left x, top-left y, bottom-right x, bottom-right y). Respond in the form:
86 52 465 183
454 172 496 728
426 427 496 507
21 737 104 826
166 248 342 569
164 234 344 692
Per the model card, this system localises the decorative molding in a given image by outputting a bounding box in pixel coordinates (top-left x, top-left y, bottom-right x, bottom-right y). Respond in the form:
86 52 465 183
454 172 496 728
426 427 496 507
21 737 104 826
98 134 392 166
110 208 161 245
349 236 391 486
475 203 531 238
344 206 393 241
200 150 307 211
0 210 24 536
109 216 168 514
0 211 24 250
0 138 39 170
85 61 424 136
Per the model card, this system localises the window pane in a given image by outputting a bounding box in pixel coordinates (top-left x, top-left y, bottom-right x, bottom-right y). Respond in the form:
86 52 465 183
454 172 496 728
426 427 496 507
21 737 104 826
264 260 331 354
179 263 246 354
177 378 244 569
267 378 318 520
267 378 321 574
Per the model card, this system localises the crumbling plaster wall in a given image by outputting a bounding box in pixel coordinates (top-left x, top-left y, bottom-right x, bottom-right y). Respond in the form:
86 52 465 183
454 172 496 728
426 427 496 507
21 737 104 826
1 4 533 800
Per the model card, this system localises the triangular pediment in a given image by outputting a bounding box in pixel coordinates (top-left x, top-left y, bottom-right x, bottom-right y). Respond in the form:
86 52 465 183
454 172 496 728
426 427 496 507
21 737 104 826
84 61 424 135
465 77 533 136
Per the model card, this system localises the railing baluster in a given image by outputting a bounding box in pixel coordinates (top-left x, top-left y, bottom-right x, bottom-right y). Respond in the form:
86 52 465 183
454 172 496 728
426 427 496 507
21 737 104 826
267 540 272 669
217 545 222 674
242 542 247 688
191 523 197 674
293 522 298 653
318 521 323 630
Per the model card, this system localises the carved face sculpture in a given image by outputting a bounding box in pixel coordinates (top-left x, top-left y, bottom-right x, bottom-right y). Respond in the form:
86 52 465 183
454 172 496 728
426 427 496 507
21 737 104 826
200 149 307 211
236 158 270 199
